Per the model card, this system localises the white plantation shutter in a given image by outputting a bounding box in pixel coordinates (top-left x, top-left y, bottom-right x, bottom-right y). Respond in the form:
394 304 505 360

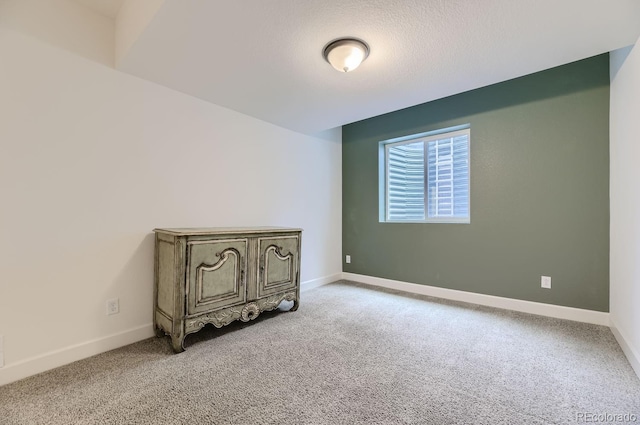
427 133 469 218
384 127 469 222
387 141 425 220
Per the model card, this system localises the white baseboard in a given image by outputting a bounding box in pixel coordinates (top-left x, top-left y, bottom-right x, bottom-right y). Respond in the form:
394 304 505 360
0 274 339 387
1 273 616 387
0 324 154 387
610 320 640 379
301 273 341 292
342 272 610 326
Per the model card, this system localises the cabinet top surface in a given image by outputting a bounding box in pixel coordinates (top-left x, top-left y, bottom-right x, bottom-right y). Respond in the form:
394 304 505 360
154 226 303 236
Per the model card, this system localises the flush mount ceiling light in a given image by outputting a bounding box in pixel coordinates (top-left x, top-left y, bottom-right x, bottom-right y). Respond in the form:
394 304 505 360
322 38 370 73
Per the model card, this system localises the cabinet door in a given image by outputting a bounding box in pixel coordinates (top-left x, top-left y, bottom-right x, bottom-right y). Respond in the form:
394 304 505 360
186 238 247 315
257 235 299 297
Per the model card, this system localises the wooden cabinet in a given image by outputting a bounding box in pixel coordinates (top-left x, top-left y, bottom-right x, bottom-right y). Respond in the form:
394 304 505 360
153 227 301 352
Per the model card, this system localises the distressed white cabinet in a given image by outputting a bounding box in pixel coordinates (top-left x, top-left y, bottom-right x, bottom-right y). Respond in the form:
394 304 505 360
153 227 302 352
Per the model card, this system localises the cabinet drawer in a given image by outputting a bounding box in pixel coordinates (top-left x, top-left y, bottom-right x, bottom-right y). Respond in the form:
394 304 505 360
257 235 299 297
186 238 247 315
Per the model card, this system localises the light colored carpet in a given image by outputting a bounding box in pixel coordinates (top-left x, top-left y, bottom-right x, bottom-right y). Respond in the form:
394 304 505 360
1 280 639 424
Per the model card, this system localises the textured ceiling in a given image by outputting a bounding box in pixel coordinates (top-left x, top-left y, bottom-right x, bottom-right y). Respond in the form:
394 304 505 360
116 0 640 134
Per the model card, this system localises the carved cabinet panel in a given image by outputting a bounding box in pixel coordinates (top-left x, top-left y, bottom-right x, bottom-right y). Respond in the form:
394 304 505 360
258 236 299 298
153 227 301 353
187 238 247 315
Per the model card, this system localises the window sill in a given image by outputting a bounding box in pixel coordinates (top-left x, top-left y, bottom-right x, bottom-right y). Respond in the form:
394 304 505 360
381 218 470 224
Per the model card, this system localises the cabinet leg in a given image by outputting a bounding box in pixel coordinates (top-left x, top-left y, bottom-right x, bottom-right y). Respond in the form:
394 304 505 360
290 298 299 312
171 335 185 353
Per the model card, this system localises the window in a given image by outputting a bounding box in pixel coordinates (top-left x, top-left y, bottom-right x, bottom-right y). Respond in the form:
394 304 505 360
380 126 470 223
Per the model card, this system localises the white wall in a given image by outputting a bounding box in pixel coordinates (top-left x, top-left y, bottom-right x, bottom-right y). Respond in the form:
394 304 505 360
610 37 640 378
0 21 341 384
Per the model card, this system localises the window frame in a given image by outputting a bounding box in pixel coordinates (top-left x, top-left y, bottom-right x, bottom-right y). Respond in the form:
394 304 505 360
379 125 471 224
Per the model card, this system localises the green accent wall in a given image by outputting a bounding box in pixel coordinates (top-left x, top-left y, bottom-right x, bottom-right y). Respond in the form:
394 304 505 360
342 54 610 312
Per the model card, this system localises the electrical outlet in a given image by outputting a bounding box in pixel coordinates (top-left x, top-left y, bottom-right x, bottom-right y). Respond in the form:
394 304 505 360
541 276 551 289
106 298 120 315
0 335 4 368
345 255 351 264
